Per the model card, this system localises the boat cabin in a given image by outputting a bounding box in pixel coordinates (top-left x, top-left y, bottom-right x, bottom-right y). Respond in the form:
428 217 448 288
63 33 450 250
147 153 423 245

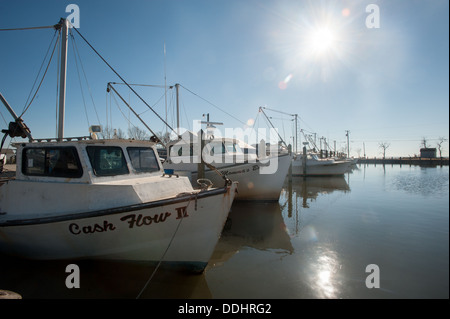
14 139 162 184
167 135 257 166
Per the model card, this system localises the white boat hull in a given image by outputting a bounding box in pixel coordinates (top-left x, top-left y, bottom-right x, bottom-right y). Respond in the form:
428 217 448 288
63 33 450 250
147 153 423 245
0 183 237 272
166 154 292 201
291 158 351 176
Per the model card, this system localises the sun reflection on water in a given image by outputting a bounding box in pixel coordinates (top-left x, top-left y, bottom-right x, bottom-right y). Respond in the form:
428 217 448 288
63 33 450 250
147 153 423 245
309 248 342 298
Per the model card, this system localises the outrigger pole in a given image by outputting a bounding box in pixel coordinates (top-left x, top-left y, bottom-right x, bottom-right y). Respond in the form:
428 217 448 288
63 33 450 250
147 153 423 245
107 83 166 148
258 107 291 150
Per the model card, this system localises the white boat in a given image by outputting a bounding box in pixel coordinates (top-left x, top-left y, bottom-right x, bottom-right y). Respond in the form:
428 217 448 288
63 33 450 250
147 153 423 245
163 131 292 201
0 139 237 271
291 153 351 176
0 18 238 273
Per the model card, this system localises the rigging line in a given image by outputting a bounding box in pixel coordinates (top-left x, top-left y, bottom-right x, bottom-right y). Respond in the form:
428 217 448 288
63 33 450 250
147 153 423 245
262 106 295 117
109 90 139 130
70 31 90 128
259 107 288 147
19 28 60 119
249 110 261 142
70 30 102 126
108 82 169 88
0 25 57 31
70 26 180 138
179 84 247 126
108 84 164 147
0 110 8 126
22 29 58 115
137 91 167 116
183 102 190 131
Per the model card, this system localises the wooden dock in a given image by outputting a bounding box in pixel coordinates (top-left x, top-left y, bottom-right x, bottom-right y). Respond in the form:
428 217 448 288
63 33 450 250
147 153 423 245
358 157 449 166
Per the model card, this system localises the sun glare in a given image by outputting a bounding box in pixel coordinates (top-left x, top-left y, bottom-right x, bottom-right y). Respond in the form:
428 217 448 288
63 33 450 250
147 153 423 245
307 27 336 55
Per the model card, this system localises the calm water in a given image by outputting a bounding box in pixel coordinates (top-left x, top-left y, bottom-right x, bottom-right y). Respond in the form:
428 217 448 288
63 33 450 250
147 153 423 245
0 164 448 299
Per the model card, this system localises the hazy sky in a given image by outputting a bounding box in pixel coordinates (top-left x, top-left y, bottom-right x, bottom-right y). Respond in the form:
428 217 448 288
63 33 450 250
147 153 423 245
0 0 448 157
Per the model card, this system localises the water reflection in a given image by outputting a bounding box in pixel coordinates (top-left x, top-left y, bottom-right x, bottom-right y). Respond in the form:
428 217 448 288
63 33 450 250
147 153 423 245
282 176 350 208
280 176 350 236
280 176 351 298
309 247 341 298
209 201 294 268
0 254 212 298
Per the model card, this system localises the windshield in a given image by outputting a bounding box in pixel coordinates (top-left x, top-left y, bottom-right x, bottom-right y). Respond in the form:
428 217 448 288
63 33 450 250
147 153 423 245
127 147 160 173
86 146 129 176
225 142 243 154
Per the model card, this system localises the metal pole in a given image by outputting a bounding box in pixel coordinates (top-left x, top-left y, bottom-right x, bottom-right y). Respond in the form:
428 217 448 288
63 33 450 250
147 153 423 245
295 114 298 153
57 18 69 141
345 130 350 158
107 84 165 148
175 83 180 136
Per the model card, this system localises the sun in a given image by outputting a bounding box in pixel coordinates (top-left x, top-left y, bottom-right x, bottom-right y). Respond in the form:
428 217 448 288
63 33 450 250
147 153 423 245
306 26 337 55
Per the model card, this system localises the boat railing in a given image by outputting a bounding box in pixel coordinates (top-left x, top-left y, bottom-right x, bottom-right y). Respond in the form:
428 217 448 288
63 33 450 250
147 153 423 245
32 136 92 143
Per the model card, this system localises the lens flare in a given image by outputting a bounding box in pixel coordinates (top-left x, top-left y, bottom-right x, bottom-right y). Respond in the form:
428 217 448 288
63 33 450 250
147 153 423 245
341 8 351 17
278 73 293 90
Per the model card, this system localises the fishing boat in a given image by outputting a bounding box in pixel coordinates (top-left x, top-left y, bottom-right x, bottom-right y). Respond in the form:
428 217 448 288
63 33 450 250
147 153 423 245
163 130 292 201
0 18 238 273
291 152 352 176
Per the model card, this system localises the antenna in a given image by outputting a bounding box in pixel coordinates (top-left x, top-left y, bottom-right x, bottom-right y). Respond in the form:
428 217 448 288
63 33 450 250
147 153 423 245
164 41 167 136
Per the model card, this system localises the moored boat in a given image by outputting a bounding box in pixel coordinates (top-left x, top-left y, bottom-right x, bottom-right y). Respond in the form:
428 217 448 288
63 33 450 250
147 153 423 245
0 138 237 272
291 152 351 176
0 18 238 273
163 131 292 201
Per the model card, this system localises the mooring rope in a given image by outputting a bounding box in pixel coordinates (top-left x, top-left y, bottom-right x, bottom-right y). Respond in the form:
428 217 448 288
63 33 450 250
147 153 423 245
135 191 198 299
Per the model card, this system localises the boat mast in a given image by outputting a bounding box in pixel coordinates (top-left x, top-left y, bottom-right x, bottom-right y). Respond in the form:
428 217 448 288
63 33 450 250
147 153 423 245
345 130 350 158
57 18 69 141
294 113 298 154
175 83 180 136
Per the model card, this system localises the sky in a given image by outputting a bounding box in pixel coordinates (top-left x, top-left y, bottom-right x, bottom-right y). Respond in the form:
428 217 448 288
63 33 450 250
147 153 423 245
0 0 448 158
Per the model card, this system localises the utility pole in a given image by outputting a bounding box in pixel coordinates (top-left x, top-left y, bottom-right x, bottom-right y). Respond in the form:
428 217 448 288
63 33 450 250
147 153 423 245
345 130 350 158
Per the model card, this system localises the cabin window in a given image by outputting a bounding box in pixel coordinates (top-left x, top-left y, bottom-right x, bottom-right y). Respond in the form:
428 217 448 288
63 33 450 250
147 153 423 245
22 146 83 178
169 144 194 157
225 142 242 154
127 147 160 173
209 142 225 156
86 146 129 176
